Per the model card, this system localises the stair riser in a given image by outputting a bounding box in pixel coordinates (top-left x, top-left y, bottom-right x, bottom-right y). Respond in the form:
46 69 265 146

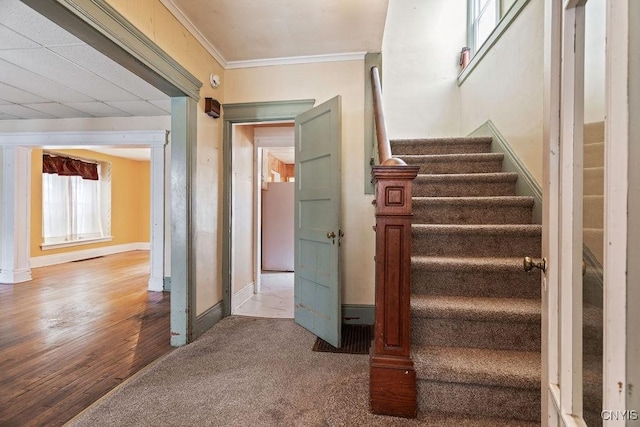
413 231 542 258
391 141 491 156
401 159 503 174
584 167 604 196
413 204 533 225
411 318 540 352
411 268 541 299
413 181 516 197
418 380 540 422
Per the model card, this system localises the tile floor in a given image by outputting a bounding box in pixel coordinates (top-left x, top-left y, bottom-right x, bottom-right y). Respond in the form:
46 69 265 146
233 272 294 318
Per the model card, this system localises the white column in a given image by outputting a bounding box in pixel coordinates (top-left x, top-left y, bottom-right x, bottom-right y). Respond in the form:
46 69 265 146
0 147 32 284
148 145 165 292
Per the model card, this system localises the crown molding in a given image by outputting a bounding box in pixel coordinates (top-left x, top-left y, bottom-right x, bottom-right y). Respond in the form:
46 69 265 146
159 0 228 68
226 52 367 69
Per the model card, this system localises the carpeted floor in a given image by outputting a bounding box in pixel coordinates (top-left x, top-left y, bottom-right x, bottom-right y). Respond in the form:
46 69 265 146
68 317 535 427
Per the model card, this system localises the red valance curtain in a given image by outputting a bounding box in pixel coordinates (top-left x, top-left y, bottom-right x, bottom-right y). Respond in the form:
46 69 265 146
42 154 99 181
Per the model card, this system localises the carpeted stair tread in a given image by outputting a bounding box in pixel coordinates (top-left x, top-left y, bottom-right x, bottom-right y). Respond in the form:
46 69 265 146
413 223 541 234
413 196 534 225
420 411 539 427
412 345 540 389
391 137 492 155
412 255 533 271
411 295 540 323
396 153 504 174
413 172 518 197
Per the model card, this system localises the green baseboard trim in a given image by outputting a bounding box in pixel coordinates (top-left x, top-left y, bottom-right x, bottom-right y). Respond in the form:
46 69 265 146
342 304 374 325
194 301 223 340
163 276 171 292
468 120 542 224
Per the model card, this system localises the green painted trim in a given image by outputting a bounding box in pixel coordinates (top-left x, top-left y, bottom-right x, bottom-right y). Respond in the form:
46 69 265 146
19 0 202 99
222 100 315 123
163 276 171 292
194 301 223 340
221 99 315 317
342 304 374 325
170 96 198 346
459 0 531 85
468 120 542 224
364 53 381 195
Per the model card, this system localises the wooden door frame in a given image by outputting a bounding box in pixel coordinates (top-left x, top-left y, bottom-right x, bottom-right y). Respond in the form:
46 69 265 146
221 100 315 317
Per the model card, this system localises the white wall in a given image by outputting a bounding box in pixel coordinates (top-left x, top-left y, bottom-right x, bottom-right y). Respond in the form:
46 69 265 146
231 124 255 294
584 0 605 124
459 0 544 185
0 116 170 132
382 0 467 138
224 60 375 305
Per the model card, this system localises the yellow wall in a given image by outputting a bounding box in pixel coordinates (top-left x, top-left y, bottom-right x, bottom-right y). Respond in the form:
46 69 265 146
31 149 150 258
104 0 225 314
225 60 375 305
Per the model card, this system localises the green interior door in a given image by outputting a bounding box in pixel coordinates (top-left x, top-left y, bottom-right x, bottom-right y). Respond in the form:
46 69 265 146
294 95 342 348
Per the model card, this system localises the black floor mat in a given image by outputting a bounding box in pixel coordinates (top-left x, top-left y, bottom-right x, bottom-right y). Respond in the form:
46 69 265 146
312 324 373 354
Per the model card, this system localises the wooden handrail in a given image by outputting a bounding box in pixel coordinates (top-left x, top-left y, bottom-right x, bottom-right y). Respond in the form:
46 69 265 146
369 66 418 418
370 66 406 166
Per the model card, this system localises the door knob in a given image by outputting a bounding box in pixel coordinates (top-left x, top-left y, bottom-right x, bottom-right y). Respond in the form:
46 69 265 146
523 256 547 273
327 231 336 239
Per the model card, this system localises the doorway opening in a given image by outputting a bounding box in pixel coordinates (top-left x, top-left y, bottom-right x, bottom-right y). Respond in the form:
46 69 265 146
231 122 295 318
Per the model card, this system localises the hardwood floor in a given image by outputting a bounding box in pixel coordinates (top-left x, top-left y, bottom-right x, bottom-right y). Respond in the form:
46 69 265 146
0 251 172 426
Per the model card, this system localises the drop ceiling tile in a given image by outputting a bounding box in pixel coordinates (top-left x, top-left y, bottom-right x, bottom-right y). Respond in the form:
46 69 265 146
0 24 40 50
25 102 92 119
0 49 140 102
64 102 132 117
0 111 20 120
0 81 48 103
0 98 10 105
0 59 92 103
0 0 82 47
50 45 169 100
105 101 168 117
148 99 171 113
0 104 55 119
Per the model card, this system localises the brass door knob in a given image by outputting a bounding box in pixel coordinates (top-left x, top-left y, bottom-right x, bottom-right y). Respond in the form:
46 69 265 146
327 231 336 239
523 256 547 273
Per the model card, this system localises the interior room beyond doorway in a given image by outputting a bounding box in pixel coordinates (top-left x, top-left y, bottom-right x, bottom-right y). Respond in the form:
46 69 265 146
231 123 295 318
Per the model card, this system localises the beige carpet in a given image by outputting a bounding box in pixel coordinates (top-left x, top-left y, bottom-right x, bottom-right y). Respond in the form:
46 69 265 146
68 317 535 427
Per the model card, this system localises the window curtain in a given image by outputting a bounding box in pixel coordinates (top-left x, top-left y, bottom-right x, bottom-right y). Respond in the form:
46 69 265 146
42 153 98 180
42 155 103 244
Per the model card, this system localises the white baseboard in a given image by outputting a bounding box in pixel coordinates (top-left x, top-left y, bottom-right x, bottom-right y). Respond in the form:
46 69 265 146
0 268 33 284
147 276 165 292
30 242 150 268
232 282 255 312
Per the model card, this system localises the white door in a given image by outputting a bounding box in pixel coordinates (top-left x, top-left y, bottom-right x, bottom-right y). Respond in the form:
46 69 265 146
543 0 633 425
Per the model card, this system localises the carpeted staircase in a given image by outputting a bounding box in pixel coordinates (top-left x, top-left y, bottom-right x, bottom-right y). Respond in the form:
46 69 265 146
391 136 543 425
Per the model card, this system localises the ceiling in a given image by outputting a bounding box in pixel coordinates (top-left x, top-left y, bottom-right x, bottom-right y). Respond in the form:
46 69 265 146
0 0 170 121
162 0 389 66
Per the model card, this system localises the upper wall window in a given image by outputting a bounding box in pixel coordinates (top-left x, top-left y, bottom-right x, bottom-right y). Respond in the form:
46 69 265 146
468 0 516 55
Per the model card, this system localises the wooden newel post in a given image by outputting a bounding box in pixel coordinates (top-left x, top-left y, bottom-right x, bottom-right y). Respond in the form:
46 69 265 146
370 164 420 418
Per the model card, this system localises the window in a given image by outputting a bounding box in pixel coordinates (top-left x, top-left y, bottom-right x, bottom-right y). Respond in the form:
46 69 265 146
468 0 519 53
41 153 111 248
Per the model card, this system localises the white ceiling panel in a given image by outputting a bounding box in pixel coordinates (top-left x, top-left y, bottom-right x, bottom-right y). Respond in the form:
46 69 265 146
50 44 168 100
0 81 47 104
105 101 168 117
25 103 92 119
0 24 40 50
63 102 131 117
0 111 19 119
0 59 93 103
148 99 171 113
0 0 83 47
0 48 140 102
0 104 55 119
